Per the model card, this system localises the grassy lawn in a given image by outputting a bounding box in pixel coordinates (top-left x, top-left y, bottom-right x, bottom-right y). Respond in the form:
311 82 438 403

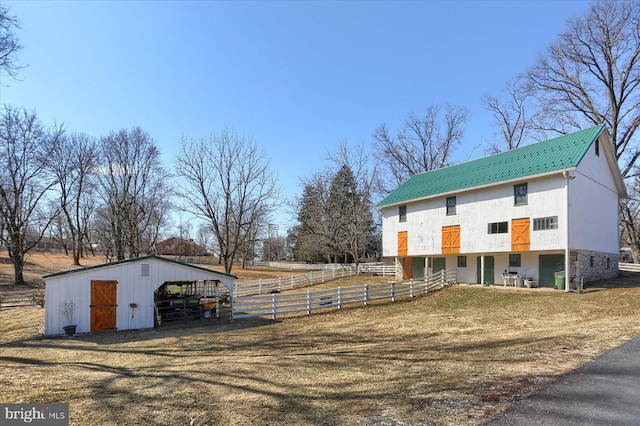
2 271 640 425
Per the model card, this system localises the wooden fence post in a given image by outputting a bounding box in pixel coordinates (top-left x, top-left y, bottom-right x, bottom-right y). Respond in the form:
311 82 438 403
364 284 369 306
307 291 311 316
391 282 395 302
338 287 342 309
215 284 220 318
272 293 277 320
410 278 414 298
441 270 445 288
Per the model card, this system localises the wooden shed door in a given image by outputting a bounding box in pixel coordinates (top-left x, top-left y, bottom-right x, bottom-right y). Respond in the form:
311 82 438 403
398 231 408 257
91 280 117 332
442 225 460 254
512 218 530 252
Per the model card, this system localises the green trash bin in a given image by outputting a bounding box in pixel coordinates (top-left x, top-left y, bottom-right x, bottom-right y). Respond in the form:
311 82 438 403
554 271 565 290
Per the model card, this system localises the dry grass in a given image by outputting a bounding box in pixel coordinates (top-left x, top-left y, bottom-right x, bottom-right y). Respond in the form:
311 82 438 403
2 254 640 423
2 267 640 425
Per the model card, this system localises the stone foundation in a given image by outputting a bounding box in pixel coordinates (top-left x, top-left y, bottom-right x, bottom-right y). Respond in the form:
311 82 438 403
570 249 619 286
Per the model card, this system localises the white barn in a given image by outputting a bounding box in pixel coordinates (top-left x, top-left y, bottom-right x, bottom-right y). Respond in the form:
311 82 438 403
377 125 627 290
44 255 237 336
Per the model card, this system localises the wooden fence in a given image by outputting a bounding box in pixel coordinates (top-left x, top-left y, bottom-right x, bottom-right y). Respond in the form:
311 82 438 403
255 261 395 275
357 263 396 276
619 262 640 272
231 268 456 321
234 268 354 297
0 290 40 309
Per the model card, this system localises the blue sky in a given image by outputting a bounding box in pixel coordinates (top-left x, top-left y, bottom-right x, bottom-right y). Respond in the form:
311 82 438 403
0 0 591 233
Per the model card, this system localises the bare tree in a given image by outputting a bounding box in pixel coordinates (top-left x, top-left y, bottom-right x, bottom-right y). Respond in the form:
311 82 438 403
482 77 540 154
520 0 640 259
50 133 99 265
526 0 640 176
0 3 23 80
621 177 640 262
175 128 281 274
327 140 378 267
96 127 172 260
0 106 63 284
372 103 470 195
195 222 214 256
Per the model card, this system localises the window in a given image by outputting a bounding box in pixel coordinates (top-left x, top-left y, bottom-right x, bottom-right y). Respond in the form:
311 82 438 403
607 257 611 269
590 256 595 267
533 216 558 231
595 138 600 156
399 205 407 223
488 222 508 234
457 256 467 267
446 196 456 215
509 254 521 267
514 183 528 206
141 263 150 278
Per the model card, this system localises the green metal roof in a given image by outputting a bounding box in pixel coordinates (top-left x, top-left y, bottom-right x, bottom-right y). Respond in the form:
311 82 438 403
42 254 238 280
377 124 606 208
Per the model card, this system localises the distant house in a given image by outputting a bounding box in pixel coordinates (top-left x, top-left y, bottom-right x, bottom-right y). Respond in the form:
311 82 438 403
377 125 627 290
156 237 209 257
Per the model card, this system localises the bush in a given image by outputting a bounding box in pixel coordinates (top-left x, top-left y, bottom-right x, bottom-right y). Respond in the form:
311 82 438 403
29 289 45 308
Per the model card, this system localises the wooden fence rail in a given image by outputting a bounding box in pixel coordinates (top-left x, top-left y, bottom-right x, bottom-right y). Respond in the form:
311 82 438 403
619 263 640 272
0 290 39 309
234 268 354 297
231 268 456 321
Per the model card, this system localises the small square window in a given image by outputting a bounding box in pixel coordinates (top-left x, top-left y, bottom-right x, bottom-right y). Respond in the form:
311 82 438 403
514 183 528 206
446 196 456 216
509 254 521 267
399 205 407 223
457 256 467 267
488 222 508 234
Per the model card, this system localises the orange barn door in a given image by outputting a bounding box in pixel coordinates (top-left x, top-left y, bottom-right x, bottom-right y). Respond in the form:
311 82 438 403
398 231 408 257
512 218 530 252
91 280 117 332
442 225 460 254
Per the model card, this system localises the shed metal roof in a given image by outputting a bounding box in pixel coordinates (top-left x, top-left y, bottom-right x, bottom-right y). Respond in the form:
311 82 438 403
377 124 607 208
42 255 238 280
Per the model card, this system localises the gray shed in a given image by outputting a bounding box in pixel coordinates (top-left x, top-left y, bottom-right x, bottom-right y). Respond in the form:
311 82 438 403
43 255 237 336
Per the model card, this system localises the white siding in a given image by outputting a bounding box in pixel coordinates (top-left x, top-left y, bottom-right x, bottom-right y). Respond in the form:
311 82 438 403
570 138 620 253
381 174 568 257
44 258 235 336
